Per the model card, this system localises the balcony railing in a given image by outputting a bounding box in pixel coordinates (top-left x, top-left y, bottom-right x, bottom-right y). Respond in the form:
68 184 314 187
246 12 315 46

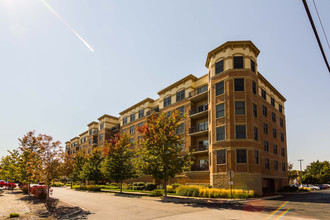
189 104 208 116
189 145 209 152
189 85 208 98
112 125 120 131
191 163 209 171
146 107 160 116
189 122 208 134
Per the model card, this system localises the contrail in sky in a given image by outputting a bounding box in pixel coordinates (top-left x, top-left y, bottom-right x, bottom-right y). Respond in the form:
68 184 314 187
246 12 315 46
40 0 95 52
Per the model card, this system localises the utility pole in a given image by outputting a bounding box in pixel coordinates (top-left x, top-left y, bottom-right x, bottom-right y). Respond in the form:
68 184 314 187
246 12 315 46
298 159 304 186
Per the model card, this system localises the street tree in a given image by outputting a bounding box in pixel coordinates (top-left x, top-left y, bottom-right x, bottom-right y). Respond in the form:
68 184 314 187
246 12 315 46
71 150 87 185
302 160 330 184
137 111 190 197
81 147 104 184
101 133 136 193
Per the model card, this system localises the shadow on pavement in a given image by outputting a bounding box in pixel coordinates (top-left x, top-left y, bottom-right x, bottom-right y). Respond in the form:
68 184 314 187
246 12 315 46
272 190 330 204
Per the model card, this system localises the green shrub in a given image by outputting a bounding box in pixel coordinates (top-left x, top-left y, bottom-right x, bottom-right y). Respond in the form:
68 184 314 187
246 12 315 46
166 185 176 193
176 185 255 199
145 183 157 191
150 189 163 197
298 187 311 192
51 182 64 187
74 185 101 192
131 182 145 190
9 213 19 218
176 185 200 197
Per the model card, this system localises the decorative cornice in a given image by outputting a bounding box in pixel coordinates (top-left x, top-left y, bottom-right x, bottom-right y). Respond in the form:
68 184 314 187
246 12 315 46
157 74 198 95
119 98 154 116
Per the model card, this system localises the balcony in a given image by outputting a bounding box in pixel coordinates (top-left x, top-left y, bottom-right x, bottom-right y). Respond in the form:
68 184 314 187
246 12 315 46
146 107 160 116
112 125 120 132
191 163 209 171
189 122 208 137
189 145 209 153
189 104 208 119
189 85 208 102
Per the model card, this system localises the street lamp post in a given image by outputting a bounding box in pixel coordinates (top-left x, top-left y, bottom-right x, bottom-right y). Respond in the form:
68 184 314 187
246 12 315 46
298 159 304 186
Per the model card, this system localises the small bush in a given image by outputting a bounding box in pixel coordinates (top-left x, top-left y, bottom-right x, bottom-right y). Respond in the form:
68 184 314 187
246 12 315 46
74 185 101 192
21 185 29 194
131 182 145 190
44 198 59 213
7 183 17 190
176 185 200 197
298 187 311 192
166 185 176 193
171 183 182 190
9 213 19 218
145 183 157 191
30 186 48 200
150 189 163 197
51 182 64 187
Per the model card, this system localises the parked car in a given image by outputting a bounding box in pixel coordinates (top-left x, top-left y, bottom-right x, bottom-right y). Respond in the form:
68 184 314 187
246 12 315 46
308 185 320 190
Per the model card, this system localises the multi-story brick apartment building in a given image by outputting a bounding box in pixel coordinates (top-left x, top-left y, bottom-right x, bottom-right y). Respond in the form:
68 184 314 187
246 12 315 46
65 41 288 195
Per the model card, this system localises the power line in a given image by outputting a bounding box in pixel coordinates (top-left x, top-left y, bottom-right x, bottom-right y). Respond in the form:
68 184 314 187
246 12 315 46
312 0 330 50
302 0 330 73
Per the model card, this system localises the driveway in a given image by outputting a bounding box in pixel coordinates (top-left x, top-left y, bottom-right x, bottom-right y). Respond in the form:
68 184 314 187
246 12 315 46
52 187 312 220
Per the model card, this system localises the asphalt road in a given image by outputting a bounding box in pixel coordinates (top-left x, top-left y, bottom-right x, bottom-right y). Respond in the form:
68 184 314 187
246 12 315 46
52 187 328 220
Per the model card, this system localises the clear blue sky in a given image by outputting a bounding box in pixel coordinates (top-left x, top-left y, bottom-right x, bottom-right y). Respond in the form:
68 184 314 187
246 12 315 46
0 0 329 170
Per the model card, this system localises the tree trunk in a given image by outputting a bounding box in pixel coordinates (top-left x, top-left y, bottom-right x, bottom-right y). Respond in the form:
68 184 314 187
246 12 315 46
47 185 50 199
164 179 167 197
120 180 123 194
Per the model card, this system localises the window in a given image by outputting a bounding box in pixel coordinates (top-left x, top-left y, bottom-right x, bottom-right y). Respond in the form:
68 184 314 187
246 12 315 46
89 128 92 135
89 139 92 145
264 141 269 152
254 127 258 141
234 78 244 91
99 133 103 141
237 149 247 163
273 144 278 154
281 133 285 142
215 60 224 74
130 126 135 134
138 122 143 128
272 112 276 122
138 109 144 118
273 128 277 138
216 103 225 118
166 111 171 118
280 118 284 127
261 89 266 100
252 81 257 94
271 97 275 107
263 123 268 134
233 56 244 69
236 125 246 139
216 81 224 95
251 59 255 72
253 103 257 117
176 90 185 102
274 160 278 171
130 113 135 122
100 122 104 130
235 101 245 115
177 106 185 116
217 150 226 164
129 138 134 144
176 123 184 134
281 148 285 157
216 126 225 141
164 96 171 107
88 148 91 154
123 117 127 125
279 104 283 113
122 128 127 134
262 105 267 117
255 150 259 164
265 158 270 170
282 162 286 171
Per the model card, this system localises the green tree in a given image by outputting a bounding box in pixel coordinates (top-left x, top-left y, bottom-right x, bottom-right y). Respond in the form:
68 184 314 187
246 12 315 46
81 147 104 184
101 133 136 193
302 160 330 184
137 111 190 197
71 150 87 185
62 153 74 188
0 150 20 188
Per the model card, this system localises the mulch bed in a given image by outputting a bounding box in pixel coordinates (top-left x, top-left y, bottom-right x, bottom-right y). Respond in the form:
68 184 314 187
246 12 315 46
12 191 83 219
